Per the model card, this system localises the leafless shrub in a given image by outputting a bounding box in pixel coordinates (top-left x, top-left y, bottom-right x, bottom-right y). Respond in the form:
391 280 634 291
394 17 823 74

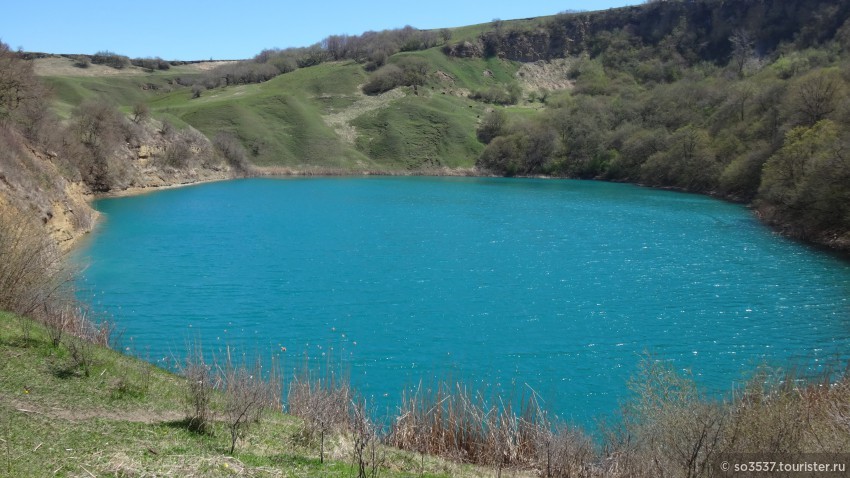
283 357 850 477
547 422 595 477
216 347 278 454
130 57 170 71
0 208 69 321
725 368 806 454
159 119 174 137
212 131 250 173
64 335 94 377
41 300 75 347
162 135 193 168
73 56 90 69
72 99 127 192
91 51 130 69
610 358 726 478
191 84 203 99
131 102 149 124
160 128 214 169
389 381 563 475
181 343 214 433
56 305 114 378
288 366 351 462
73 305 113 347
351 397 385 478
0 41 43 125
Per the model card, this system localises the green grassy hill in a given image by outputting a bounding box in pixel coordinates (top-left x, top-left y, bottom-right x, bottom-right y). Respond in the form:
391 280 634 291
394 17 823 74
38 43 530 172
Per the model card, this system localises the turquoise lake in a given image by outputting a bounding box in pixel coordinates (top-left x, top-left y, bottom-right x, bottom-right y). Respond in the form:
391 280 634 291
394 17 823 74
76 176 850 427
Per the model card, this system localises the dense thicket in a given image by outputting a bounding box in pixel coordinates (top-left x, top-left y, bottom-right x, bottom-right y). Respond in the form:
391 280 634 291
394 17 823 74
130 57 171 71
449 0 850 65
473 0 850 248
91 50 130 69
361 56 429 95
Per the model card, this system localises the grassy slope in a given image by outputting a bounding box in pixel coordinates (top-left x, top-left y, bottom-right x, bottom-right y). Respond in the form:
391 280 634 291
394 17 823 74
161 62 374 168
0 311 502 477
41 61 208 119
40 41 535 172
351 94 483 168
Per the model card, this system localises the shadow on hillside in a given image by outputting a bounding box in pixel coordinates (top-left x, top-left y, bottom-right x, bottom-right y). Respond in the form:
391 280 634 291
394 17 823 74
50 364 85 379
163 417 215 436
0 336 43 349
265 454 323 468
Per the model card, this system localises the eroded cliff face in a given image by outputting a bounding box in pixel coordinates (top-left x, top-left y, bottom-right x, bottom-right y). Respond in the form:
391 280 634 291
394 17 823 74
94 119 238 197
449 0 850 65
0 121 239 252
0 129 94 251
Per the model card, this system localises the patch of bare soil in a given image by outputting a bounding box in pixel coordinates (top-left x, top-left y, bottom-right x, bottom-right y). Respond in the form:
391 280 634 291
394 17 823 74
176 60 238 72
322 88 406 144
5 396 183 424
33 57 237 77
515 58 574 92
433 70 472 98
33 57 146 77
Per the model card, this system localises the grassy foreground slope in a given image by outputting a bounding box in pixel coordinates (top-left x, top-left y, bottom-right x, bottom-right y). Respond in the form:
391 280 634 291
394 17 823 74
0 311 495 477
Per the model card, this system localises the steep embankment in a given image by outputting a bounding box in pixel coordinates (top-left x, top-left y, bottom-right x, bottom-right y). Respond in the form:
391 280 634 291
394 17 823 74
0 119 240 250
1 51 249 249
0 128 93 250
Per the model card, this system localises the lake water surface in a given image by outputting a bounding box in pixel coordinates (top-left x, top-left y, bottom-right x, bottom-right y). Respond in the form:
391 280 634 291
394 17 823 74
77 177 850 427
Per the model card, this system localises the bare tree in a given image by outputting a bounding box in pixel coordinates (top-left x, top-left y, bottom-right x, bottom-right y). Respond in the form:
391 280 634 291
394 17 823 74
439 28 452 44
72 99 125 191
728 29 754 77
181 343 214 433
217 348 276 454
288 367 350 463
212 131 250 172
42 301 75 348
796 71 840 126
351 398 384 478
131 102 149 124
0 42 42 125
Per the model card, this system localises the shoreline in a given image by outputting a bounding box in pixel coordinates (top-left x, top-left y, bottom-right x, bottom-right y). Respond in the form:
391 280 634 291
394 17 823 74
77 166 850 257
94 176 237 199
89 166 483 200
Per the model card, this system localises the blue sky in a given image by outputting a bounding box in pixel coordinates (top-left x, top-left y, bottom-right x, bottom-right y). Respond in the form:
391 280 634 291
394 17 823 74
2 1 639 60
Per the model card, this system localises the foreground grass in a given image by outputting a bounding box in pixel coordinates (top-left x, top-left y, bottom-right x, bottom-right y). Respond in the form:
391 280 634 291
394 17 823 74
5 305 850 477
0 312 509 477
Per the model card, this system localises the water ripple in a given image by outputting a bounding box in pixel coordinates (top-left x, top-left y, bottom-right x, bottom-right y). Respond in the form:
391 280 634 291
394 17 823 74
76 177 850 429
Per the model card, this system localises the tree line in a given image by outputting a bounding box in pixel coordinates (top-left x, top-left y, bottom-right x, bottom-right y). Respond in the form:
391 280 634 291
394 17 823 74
473 1 850 249
179 25 452 93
